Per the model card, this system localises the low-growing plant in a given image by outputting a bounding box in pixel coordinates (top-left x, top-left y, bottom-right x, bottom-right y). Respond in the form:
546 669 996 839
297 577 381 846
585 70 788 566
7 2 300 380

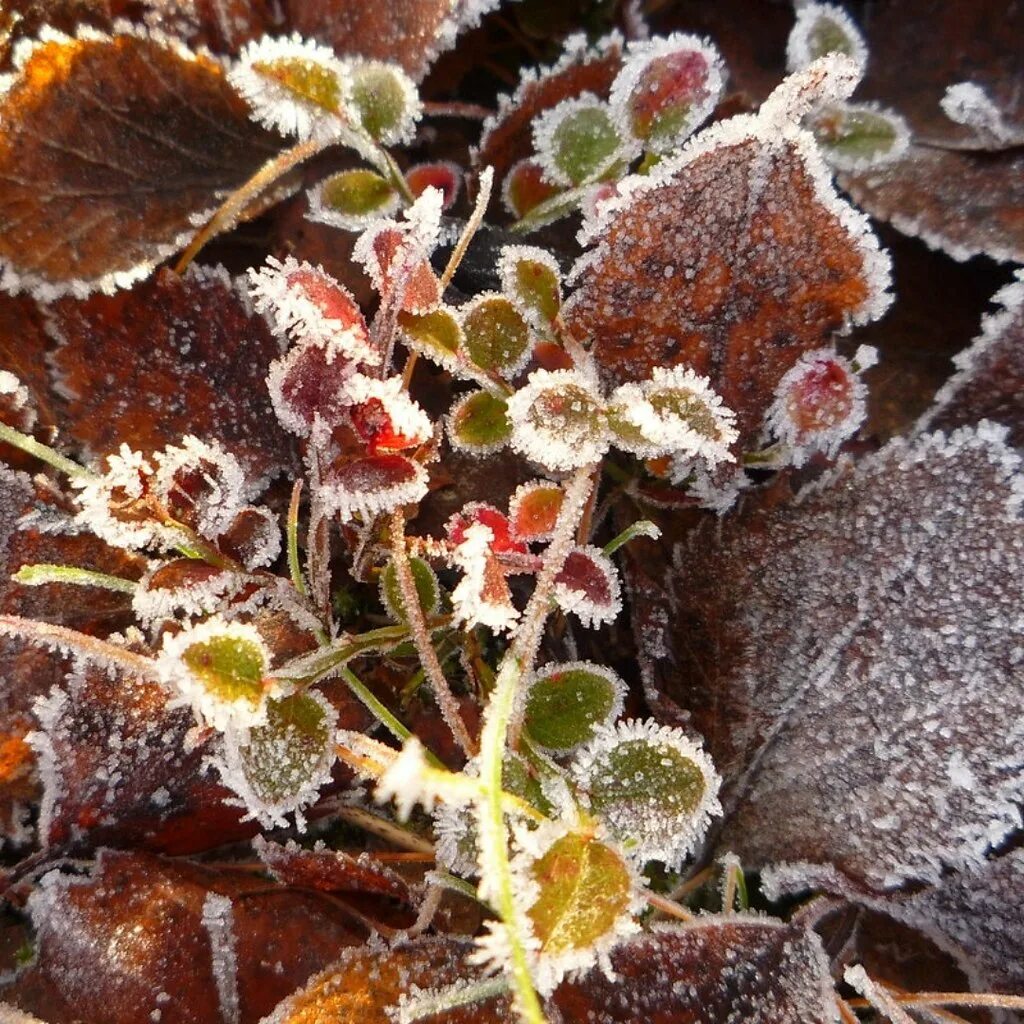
0 2 1021 1023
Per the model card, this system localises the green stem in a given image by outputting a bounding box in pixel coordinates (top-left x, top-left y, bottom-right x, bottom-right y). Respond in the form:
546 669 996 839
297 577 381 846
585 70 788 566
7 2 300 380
0 423 93 480
270 622 415 686
13 564 137 594
287 480 307 597
602 519 660 556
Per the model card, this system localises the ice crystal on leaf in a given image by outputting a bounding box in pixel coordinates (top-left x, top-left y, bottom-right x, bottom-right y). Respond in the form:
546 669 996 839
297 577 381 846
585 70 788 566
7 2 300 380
552 545 622 629
249 256 376 364
501 159 560 220
447 389 513 456
405 161 463 209
496 246 562 334
786 3 868 74
459 293 533 376
343 59 421 146
307 169 401 231
508 480 564 543
565 56 890 445
570 719 721 868
156 617 275 734
449 522 519 633
609 33 725 154
804 101 910 172
649 424 1024 888
941 81 1022 147
229 35 348 142
522 661 625 754
320 453 429 523
345 375 433 453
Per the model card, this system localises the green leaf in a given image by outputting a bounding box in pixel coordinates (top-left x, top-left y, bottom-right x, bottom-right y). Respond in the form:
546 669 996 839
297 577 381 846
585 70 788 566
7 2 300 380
347 61 418 144
180 632 266 708
540 102 624 186
319 168 397 218
380 555 440 622
807 102 909 170
461 295 531 374
498 246 562 330
251 56 342 112
448 390 512 453
524 662 624 753
399 307 464 366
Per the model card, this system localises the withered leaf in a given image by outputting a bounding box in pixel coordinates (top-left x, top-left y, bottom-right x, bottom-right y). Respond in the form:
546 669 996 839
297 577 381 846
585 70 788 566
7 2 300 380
2 850 368 1024
473 32 623 193
31 665 257 855
840 147 1024 266
0 28 283 299
563 113 891 445
553 920 835 1024
919 269 1024 447
630 425 1024 889
47 265 294 483
285 0 504 83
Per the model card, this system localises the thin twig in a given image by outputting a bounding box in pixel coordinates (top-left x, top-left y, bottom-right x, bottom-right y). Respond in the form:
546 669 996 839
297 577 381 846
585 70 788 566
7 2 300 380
643 890 695 921
440 166 493 290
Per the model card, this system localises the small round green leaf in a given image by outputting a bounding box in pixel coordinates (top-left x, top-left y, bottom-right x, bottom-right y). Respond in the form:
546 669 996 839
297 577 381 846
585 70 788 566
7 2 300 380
379 555 440 622
807 102 909 171
524 662 625 753
461 295 531 375
347 61 419 144
448 390 512 454
180 632 265 708
398 307 463 368
498 246 562 331
320 168 397 218
534 98 627 187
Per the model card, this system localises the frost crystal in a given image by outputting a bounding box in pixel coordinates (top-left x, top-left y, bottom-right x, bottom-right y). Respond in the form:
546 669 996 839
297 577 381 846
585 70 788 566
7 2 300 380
0 370 35 430
375 737 447 820
201 892 241 1024
450 522 520 633
248 256 376 364
229 34 348 142
345 374 433 452
660 424 1024 887
320 453 429 522
941 81 1022 146
786 3 868 74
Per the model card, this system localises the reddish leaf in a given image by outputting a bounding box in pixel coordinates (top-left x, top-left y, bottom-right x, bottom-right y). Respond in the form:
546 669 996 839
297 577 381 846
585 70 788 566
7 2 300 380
255 836 413 904
48 265 295 483
553 920 835 1024
286 0 504 83
919 269 1024 447
475 32 623 194
564 108 891 444
0 29 284 298
629 425 1024 889
2 850 368 1024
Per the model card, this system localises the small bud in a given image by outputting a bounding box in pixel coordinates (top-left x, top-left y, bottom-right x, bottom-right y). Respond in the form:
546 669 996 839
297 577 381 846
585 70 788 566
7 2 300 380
344 59 421 145
307 168 400 230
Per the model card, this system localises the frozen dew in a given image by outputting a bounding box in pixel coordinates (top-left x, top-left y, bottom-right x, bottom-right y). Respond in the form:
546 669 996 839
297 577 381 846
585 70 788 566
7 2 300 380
507 369 610 471
200 892 241 1024
229 34 349 142
0 370 35 431
609 34 724 154
941 81 1023 146
570 719 722 868
522 661 626 754
156 617 274 734
552 545 622 629
532 94 636 188
374 736 447 820
806 101 911 171
496 245 562 333
765 347 868 464
447 389 512 456
320 453 429 523
213 689 338 829
248 255 376 364
786 3 868 74
306 168 400 231
342 58 422 146
515 825 641 995
508 479 565 543
761 52 863 128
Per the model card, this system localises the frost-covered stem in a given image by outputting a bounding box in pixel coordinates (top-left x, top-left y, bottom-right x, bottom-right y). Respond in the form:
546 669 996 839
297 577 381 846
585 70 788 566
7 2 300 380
398 978 511 1024
175 137 330 272
379 146 416 204
272 622 417 685
475 465 596 1024
0 423 94 480
643 890 695 921
667 865 715 902
849 992 1024 1012
286 479 307 597
13 564 137 594
421 100 494 120
575 464 601 545
390 509 477 758
0 615 157 678
305 447 333 619
440 167 493 290
602 519 659 556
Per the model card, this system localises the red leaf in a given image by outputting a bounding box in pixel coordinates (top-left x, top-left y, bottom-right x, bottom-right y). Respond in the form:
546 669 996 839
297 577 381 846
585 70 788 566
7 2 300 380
48 265 295 484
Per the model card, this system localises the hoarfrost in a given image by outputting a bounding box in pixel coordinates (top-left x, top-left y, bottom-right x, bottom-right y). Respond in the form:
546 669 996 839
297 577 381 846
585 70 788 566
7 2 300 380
786 3 868 74
660 424 1024 888
201 892 240 1024
941 82 1024 147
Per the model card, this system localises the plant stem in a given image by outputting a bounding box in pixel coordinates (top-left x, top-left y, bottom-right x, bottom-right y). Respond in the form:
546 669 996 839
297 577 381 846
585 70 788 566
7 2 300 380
286 480 307 597
643 890 695 921
0 423 93 480
474 464 596 1024
440 166 493 290
175 137 329 272
13 564 137 594
389 510 477 758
